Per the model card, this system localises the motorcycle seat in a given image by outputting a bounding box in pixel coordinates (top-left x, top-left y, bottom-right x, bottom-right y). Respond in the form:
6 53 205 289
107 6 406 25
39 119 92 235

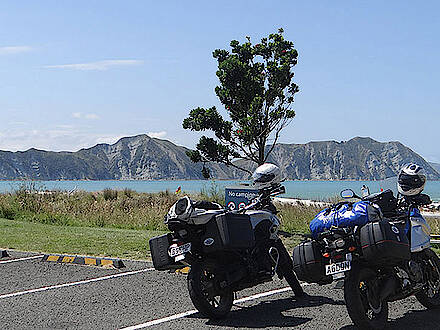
189 209 224 225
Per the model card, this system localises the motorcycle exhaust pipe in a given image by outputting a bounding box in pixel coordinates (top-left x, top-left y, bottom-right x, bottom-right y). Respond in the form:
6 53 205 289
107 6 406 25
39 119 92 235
379 276 399 301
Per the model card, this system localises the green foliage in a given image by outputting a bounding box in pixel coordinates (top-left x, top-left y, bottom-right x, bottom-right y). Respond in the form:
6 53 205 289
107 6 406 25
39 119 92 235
103 188 118 201
123 188 134 198
199 181 224 205
277 202 322 234
183 28 299 174
201 164 211 179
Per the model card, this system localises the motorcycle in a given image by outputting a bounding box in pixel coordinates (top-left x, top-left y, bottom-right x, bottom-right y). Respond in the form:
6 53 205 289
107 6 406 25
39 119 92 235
149 182 304 319
293 183 440 329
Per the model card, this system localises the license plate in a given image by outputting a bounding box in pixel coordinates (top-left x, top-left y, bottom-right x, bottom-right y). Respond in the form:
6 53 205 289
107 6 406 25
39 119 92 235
169 242 191 257
325 261 351 275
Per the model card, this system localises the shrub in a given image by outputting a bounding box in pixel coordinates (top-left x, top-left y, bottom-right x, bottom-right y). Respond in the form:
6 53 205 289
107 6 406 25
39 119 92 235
103 188 118 201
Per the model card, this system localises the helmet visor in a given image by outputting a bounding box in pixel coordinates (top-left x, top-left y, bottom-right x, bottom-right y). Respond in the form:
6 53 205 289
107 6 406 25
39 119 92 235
398 173 426 191
253 173 275 184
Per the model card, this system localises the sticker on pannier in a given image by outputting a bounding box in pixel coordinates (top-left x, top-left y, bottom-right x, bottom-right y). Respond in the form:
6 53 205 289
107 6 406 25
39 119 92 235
309 201 382 238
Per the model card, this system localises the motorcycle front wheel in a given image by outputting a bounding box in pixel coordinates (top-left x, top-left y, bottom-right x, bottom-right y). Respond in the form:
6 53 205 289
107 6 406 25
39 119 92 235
187 263 233 319
344 264 389 330
415 248 440 309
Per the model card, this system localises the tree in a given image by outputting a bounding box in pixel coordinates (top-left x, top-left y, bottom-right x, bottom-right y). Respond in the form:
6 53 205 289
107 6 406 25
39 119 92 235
183 28 299 176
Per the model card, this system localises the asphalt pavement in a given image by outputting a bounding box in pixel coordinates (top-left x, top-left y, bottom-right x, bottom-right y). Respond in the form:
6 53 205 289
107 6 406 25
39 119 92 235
0 250 439 329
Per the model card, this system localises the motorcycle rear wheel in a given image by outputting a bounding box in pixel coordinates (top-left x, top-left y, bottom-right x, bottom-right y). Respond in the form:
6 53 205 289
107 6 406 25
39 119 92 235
415 249 440 309
187 263 234 319
344 265 389 330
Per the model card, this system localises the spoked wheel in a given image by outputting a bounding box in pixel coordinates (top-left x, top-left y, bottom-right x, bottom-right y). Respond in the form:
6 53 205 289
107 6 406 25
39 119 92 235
344 265 389 330
416 249 440 309
187 263 233 319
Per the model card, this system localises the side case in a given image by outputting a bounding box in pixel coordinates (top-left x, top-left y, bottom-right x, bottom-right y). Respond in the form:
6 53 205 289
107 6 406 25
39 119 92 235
360 220 410 266
292 241 331 284
202 213 255 253
217 213 255 249
149 234 176 271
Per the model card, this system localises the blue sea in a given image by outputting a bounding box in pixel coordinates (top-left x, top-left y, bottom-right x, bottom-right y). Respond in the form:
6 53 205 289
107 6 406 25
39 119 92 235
0 179 439 202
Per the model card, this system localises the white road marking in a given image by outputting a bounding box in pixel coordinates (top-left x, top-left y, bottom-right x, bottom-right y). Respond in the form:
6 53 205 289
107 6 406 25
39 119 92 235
0 268 154 299
121 310 199 329
119 283 313 329
0 255 44 264
234 286 294 304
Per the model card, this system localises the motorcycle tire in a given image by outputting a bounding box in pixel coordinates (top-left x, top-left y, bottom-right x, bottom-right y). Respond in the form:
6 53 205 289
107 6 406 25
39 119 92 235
344 264 389 330
187 263 233 319
415 248 440 309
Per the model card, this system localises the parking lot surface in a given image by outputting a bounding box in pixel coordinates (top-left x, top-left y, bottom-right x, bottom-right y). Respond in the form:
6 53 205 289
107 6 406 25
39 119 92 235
1 250 439 329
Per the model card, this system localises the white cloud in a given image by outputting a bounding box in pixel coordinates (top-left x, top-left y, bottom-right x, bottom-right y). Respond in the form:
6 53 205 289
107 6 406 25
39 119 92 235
43 59 143 71
95 135 127 145
147 131 167 139
72 112 99 120
0 46 33 55
85 113 99 120
0 127 127 152
8 121 28 126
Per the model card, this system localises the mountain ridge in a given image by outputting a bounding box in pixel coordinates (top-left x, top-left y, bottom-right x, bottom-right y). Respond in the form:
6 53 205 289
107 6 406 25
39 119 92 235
430 162 440 175
0 134 438 180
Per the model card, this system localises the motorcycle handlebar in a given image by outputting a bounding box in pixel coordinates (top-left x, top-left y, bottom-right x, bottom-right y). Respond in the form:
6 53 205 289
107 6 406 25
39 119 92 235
238 184 285 213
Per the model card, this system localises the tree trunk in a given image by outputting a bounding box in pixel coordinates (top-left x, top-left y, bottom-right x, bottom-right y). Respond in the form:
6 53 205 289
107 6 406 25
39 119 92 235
258 138 265 166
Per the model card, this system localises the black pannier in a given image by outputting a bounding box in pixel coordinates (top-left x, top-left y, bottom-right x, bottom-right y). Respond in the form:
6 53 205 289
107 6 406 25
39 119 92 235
293 241 331 284
201 213 255 253
360 220 410 266
149 234 177 271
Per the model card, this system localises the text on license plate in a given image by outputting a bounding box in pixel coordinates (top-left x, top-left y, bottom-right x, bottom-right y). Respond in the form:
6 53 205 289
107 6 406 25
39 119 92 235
325 261 351 275
169 243 191 257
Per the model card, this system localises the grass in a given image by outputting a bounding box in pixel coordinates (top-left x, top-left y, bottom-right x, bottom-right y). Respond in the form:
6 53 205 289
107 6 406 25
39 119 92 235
0 217 165 260
0 185 320 232
0 187 178 231
1 184 438 259
276 202 322 234
0 186 319 259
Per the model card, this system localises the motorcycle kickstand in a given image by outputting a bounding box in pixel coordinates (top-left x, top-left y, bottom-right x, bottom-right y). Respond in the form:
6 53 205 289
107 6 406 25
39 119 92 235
269 247 280 276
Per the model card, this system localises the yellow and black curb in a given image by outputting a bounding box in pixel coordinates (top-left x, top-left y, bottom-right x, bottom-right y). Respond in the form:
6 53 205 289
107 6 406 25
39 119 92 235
0 250 9 258
41 254 125 269
175 266 190 275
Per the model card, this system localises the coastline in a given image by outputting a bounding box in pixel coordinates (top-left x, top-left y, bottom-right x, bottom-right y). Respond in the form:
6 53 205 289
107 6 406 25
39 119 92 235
275 197 440 218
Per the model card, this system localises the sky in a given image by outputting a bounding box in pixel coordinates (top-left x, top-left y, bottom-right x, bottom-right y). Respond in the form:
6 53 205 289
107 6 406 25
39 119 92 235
0 1 439 162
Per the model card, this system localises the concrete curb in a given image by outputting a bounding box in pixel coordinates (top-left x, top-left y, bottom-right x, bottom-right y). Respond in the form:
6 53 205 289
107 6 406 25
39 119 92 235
1 250 9 258
41 254 125 268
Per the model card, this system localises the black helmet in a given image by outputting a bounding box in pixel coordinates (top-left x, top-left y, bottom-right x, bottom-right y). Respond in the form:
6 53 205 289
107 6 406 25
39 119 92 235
397 163 426 196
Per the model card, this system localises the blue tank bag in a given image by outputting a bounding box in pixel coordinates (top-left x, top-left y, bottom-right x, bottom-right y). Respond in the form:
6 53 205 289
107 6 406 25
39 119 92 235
309 201 382 238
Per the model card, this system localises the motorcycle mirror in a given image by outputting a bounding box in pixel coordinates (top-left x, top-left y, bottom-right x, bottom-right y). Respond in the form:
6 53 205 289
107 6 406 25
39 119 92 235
340 189 355 199
361 185 370 198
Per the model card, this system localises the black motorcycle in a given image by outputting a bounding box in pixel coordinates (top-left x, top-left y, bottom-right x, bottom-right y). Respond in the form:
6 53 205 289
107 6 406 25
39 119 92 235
293 187 440 329
149 182 304 319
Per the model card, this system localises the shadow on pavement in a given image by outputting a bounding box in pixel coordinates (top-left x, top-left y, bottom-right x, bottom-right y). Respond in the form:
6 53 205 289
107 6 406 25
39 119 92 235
339 308 440 330
189 294 344 328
